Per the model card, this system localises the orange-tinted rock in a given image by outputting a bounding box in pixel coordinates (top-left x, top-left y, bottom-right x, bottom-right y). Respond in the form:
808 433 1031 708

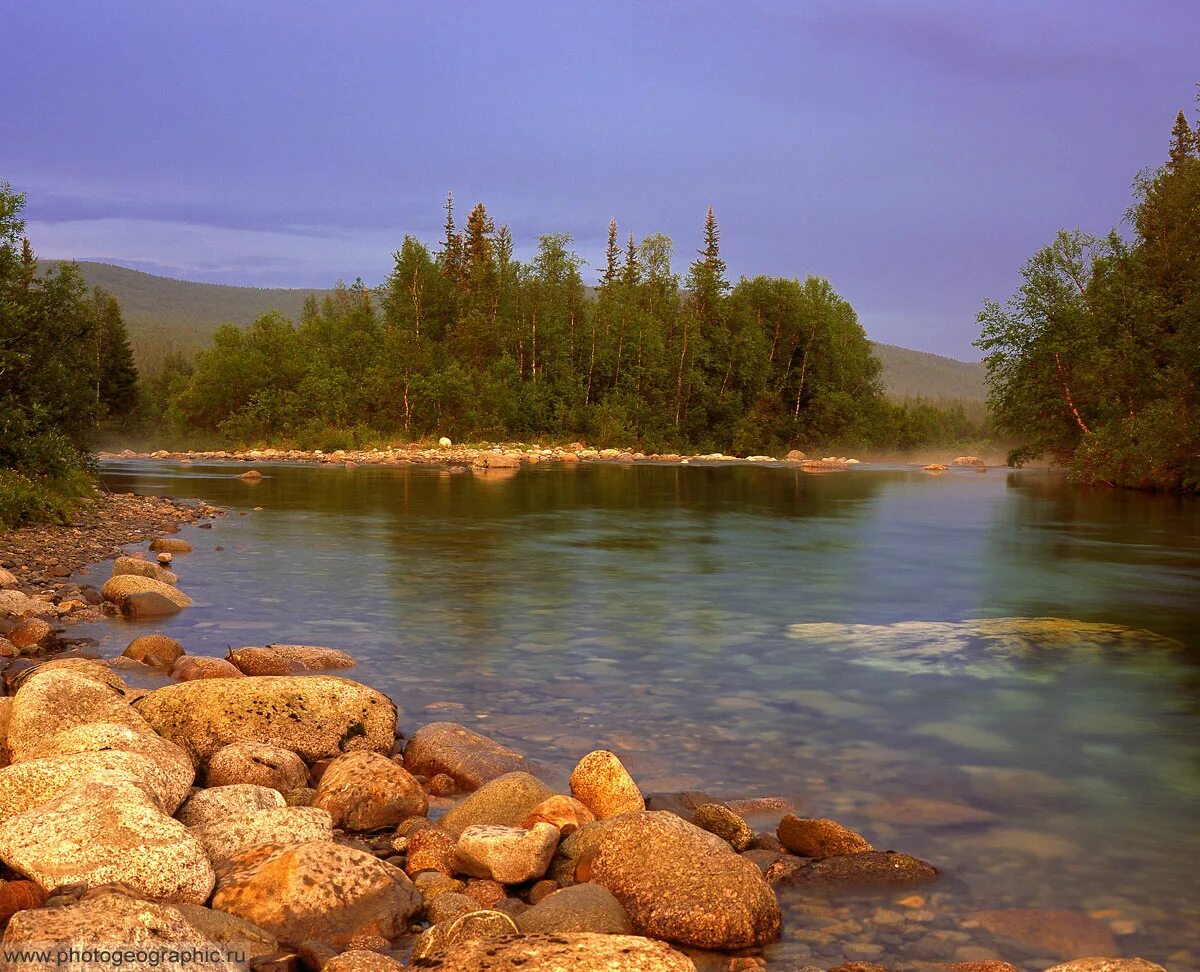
123 634 185 669
403 722 530 792
226 645 355 676
312 751 427 830
172 656 246 681
776 815 873 858
771 850 938 890
207 741 309 791
520 795 595 835
569 751 643 820
150 537 193 553
8 619 51 651
405 826 457 877
0 880 46 924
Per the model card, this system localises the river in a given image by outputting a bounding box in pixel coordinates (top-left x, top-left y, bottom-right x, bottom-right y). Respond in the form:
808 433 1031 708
85 459 1200 970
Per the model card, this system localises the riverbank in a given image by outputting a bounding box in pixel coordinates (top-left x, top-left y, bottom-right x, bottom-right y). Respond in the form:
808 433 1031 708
0 488 1176 971
99 444 1005 471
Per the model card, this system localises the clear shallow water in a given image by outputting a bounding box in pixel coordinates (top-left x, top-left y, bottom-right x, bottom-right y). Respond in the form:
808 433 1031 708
87 460 1200 969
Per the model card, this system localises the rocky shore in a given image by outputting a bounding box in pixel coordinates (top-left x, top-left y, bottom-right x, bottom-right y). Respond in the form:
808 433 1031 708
0 520 1165 972
99 444 882 472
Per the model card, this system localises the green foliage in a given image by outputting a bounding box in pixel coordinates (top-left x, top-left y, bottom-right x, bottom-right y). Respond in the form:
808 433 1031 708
977 98 1200 491
0 466 93 529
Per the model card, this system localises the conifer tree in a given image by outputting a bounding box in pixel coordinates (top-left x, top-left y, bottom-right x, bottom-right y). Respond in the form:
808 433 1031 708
93 289 139 418
602 219 620 288
1169 110 1195 168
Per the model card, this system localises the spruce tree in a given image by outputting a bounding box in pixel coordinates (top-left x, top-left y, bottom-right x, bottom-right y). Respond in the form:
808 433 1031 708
623 232 640 288
1169 110 1194 168
602 219 620 288
94 289 139 418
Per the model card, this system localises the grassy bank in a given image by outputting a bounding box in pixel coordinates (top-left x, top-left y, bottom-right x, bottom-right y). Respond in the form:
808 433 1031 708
0 467 94 529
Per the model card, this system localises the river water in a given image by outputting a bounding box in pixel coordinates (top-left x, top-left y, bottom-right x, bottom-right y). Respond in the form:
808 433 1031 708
87 459 1200 970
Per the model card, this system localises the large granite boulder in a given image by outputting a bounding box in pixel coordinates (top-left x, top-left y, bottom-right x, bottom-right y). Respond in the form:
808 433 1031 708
210 840 422 946
312 750 427 829
100 575 193 609
227 645 356 675
112 556 179 586
177 783 286 827
0 772 214 902
2 886 278 972
403 722 531 791
439 772 554 837
191 806 333 866
589 810 781 949
412 932 696 971
6 670 150 761
133 675 396 764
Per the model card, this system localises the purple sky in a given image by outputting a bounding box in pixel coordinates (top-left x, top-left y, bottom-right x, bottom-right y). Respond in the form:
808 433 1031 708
6 1 1197 359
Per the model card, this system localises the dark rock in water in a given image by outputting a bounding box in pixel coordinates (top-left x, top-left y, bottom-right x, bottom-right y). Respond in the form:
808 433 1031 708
403 722 530 792
589 810 781 949
120 591 184 619
863 796 998 828
777 815 873 858
691 803 754 850
643 790 718 820
770 849 939 891
150 537 193 553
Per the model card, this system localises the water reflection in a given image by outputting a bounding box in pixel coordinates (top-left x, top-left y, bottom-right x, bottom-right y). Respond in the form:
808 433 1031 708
86 460 1200 970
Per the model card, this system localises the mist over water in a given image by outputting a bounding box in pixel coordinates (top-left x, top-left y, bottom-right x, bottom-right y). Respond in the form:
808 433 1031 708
87 460 1200 969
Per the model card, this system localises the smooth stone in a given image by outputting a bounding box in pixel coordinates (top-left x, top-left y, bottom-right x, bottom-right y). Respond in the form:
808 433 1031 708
570 750 644 820
9 657 126 692
8 619 51 650
133 675 396 764
191 806 334 866
439 772 555 837
772 850 939 891
211 840 422 947
2 886 278 970
226 645 356 675
404 722 531 792
121 591 185 619
6 669 150 761
691 803 753 851
549 818 623 886
123 634 185 668
0 771 215 902
171 656 247 681
411 910 521 962
149 537 193 553
965 910 1118 961
100 575 193 609
112 556 179 585
1040 962 1168 972
521 795 596 835
777 816 873 858
643 791 718 821
590 810 781 949
516 882 634 935
177 783 286 826
426 892 478 924
406 825 458 876
455 823 560 883
411 932 697 971
207 741 309 791
311 751 427 830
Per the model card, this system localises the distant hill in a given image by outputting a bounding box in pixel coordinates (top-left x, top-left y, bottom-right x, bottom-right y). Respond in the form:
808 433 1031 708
52 261 986 401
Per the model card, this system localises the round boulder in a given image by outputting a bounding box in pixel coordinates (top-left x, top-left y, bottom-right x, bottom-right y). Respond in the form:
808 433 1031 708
171 656 246 681
403 722 531 792
777 815 874 858
515 882 633 935
123 634 185 669
177 783 286 827
569 751 644 820
311 751 427 830
227 645 356 675
100 574 193 609
207 741 309 791
439 771 555 837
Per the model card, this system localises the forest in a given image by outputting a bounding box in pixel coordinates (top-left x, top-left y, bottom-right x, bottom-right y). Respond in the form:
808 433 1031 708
978 105 1200 491
154 203 986 454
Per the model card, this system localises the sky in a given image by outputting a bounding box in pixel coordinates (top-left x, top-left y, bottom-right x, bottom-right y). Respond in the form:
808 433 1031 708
4 1 1197 360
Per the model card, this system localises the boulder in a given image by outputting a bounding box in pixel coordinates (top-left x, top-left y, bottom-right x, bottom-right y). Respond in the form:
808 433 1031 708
8 619 51 651
211 840 422 946
411 910 521 962
6 669 149 761
404 722 530 791
133 675 396 764
227 645 356 675
122 591 186 619
473 452 522 468
405 825 458 876
1040 962 1168 972
123 634 185 668
691 803 753 851
207 741 309 790
777 816 873 858
569 751 644 819
521 795 595 835
113 555 179 585
323 951 406 972
412 932 696 971
516 883 633 935
171 656 246 681
177 783 286 827
772 850 938 891
311 751 427 829
3 722 194 814
191 806 334 866
589 810 781 949
0 567 18 590
456 823 560 883
643 790 718 821
786 450 806 462
0 591 56 618
9 657 125 692
439 772 555 837
2 886 278 972
549 818 623 886
100 574 193 609
150 537 194 553
0 772 215 902
952 456 986 466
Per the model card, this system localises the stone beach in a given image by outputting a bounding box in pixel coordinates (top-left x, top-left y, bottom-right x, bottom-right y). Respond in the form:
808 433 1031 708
0 477 1184 972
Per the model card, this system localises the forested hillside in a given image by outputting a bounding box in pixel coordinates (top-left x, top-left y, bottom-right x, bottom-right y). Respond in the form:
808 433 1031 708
52 260 985 402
